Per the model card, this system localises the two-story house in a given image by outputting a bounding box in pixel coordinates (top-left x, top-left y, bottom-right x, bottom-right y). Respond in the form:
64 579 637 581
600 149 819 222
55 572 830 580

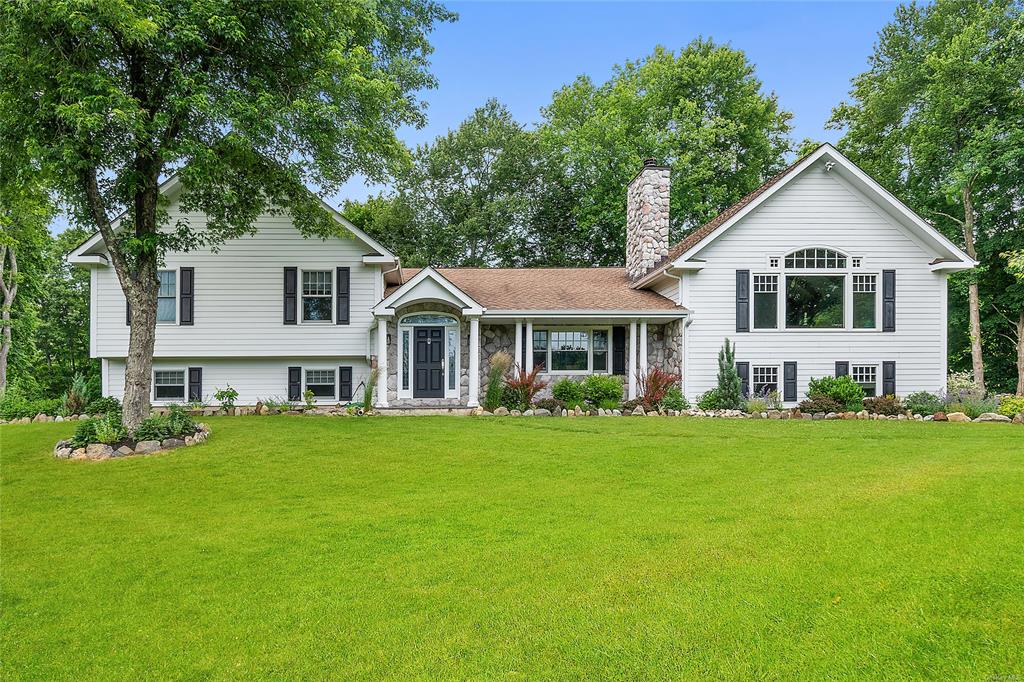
69 144 975 409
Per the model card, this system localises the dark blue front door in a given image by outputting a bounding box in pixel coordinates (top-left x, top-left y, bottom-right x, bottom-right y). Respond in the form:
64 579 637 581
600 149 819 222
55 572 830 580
414 327 445 398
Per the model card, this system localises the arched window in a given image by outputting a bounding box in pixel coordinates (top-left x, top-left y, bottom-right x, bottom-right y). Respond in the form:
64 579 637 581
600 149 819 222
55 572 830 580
784 248 847 269
400 313 458 326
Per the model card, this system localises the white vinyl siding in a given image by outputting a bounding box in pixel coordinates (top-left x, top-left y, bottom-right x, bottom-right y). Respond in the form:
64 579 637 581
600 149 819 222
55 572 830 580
92 195 379 358
107 357 371 406
682 164 949 403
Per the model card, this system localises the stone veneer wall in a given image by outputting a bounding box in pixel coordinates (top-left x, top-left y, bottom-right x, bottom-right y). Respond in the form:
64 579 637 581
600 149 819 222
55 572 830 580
646 321 683 378
625 163 670 281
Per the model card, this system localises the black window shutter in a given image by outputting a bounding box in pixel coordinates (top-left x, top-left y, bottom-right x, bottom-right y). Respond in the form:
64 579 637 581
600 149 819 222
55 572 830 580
882 270 896 332
187 367 203 402
336 267 350 325
521 324 527 369
736 361 750 397
339 366 353 401
882 361 896 396
284 267 298 325
180 267 194 326
736 270 750 332
126 301 131 326
287 366 302 401
783 361 798 402
835 361 849 377
612 326 626 375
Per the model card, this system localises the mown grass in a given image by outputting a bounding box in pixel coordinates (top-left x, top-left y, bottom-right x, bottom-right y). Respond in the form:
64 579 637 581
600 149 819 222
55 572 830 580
2 416 1022 679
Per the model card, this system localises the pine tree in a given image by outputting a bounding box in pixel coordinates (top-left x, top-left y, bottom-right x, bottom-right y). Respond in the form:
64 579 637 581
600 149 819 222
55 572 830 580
716 339 743 410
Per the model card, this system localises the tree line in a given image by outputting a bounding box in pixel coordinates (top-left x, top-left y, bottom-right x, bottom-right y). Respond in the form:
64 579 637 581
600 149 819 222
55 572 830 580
0 0 1020 432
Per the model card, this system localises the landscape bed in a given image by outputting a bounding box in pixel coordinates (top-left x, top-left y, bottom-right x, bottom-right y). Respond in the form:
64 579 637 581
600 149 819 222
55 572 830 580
2 416 1022 679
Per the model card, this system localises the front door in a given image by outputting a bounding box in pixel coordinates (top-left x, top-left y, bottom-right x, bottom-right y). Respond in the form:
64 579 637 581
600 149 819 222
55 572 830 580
413 326 445 398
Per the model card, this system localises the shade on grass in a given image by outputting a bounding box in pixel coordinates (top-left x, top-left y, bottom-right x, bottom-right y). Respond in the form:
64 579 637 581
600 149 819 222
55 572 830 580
2 417 1022 678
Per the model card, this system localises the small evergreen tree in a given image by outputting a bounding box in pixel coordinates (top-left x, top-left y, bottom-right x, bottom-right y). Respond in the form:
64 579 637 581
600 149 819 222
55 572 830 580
715 339 743 410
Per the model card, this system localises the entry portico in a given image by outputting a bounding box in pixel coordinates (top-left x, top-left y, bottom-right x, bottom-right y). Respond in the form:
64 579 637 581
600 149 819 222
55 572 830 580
371 267 688 409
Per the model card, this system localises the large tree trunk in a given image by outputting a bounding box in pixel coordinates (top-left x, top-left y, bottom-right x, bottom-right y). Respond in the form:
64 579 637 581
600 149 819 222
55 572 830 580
961 186 985 390
123 270 158 430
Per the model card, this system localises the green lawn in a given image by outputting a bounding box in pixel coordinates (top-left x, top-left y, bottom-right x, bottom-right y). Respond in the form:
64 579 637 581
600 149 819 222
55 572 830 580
2 417 1022 679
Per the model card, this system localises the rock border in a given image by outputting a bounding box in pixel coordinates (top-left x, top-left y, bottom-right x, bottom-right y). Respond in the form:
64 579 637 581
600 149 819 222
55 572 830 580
53 423 211 461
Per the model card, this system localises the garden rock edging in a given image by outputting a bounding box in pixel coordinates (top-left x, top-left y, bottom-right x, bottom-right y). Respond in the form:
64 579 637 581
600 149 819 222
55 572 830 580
53 423 211 461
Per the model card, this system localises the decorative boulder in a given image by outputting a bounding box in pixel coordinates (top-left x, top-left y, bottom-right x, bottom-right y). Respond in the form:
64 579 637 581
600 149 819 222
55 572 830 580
975 412 1011 423
493 406 510 416
85 444 114 459
1013 413 1023 424
932 412 948 421
631 405 645 416
71 448 87 459
134 440 161 454
470 406 484 416
161 438 186 449
946 412 971 422
115 445 134 457
533 408 551 417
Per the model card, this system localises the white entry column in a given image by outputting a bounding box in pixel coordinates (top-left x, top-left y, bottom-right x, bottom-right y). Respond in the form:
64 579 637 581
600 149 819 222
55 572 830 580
376 317 389 408
513 320 523 372
627 321 638 400
468 316 481 407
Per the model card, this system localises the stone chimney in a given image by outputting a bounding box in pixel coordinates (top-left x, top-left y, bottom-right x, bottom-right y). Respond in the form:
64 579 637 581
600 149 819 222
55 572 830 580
626 158 670 281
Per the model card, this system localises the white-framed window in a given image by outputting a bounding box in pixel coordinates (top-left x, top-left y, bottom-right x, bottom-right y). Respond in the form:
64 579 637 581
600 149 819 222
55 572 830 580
304 368 336 399
785 248 847 269
852 274 878 329
768 256 780 269
153 369 185 400
852 364 877 397
852 257 863 268
533 327 611 375
752 365 779 396
157 269 177 323
753 275 779 329
301 270 333 323
397 312 461 399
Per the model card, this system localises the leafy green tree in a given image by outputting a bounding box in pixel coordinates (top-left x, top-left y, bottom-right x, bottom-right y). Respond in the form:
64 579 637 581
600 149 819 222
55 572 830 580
0 0 453 429
538 41 793 264
828 0 1024 391
393 98 541 266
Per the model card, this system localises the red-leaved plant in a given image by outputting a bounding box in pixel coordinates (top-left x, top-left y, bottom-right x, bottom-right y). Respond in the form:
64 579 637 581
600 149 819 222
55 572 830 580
637 367 681 410
502 365 549 410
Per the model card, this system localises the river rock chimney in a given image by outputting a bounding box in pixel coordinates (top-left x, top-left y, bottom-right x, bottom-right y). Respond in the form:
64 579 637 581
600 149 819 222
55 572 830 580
626 158 670 281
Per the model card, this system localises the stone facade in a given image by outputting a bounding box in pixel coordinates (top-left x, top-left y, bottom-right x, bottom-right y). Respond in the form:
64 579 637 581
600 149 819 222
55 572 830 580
626 160 670 281
646 321 683 378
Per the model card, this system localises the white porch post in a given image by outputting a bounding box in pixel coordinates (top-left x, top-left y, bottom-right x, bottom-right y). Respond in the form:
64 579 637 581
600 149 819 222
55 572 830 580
627 321 637 400
639 321 649 378
468 316 480 407
376 317 389 408
525 320 534 372
513 320 523 372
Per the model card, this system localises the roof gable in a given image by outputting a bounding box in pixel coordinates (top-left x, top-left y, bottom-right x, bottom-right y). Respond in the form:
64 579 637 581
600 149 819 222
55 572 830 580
633 144 975 287
373 267 484 316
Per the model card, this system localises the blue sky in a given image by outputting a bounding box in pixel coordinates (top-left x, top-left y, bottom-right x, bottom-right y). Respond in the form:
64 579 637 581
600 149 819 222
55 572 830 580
327 0 898 204
53 1 900 231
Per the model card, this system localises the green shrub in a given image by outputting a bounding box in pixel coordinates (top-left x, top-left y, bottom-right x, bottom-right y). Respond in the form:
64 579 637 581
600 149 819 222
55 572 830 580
714 339 743 410
84 396 120 416
597 398 621 411
905 391 943 416
132 416 171 442
552 378 585 408
62 373 97 416
93 412 127 444
213 385 238 410
745 397 768 414
863 395 904 416
167 404 197 437
697 388 724 411
806 375 865 411
581 374 623 407
483 351 512 411
70 419 99 448
0 383 65 419
660 386 689 411
946 396 998 419
798 395 844 414
997 395 1024 417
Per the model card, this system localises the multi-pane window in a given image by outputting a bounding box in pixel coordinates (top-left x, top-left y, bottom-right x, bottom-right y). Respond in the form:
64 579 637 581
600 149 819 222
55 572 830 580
784 248 847 269
301 270 332 322
592 330 609 372
753 275 779 329
154 370 185 400
157 270 176 323
305 369 336 398
852 365 877 397
768 257 780 268
752 366 779 396
852 257 863 268
550 331 589 371
532 330 548 370
853 275 877 329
